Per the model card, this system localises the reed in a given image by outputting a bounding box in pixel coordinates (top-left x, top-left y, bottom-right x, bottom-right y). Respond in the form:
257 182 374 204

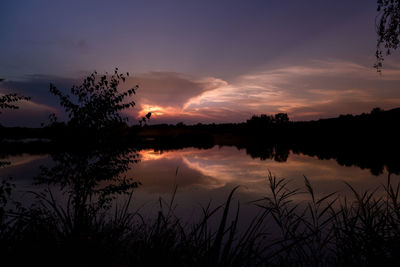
1 173 400 266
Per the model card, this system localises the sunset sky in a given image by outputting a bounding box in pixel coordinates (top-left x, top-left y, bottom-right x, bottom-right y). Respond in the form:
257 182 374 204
1 0 400 126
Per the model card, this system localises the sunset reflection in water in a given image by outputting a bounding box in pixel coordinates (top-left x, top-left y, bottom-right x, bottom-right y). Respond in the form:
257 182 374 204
1 146 399 221
129 146 399 209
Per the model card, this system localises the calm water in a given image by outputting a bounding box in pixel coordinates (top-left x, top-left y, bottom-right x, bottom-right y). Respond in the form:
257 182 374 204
1 145 399 222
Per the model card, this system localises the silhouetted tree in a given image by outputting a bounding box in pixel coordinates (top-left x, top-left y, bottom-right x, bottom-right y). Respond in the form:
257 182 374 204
274 113 289 124
49 68 150 131
371 107 384 115
247 113 289 126
261 114 274 124
375 0 400 70
247 114 273 126
36 69 147 238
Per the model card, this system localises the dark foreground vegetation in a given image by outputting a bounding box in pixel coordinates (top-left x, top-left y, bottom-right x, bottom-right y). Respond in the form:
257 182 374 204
3 170 400 266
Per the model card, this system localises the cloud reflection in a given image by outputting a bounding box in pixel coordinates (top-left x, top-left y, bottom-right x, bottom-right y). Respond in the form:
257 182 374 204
132 147 398 200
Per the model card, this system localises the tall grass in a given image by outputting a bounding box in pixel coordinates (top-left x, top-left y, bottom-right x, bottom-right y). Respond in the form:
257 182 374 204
2 173 400 266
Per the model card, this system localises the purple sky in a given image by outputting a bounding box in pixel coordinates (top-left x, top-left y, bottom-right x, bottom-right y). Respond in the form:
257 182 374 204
1 0 400 126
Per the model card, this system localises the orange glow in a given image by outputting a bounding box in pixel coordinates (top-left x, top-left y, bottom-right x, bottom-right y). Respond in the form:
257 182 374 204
137 103 210 120
137 104 193 119
131 147 400 196
140 150 167 161
138 104 168 118
130 60 400 123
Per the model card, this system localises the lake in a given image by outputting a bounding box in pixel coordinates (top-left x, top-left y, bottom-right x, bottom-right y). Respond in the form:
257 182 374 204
1 145 398 222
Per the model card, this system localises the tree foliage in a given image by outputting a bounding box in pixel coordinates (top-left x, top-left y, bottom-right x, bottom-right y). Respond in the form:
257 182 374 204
375 0 400 70
247 113 290 126
0 79 30 114
35 69 148 225
0 93 30 114
0 79 29 226
49 68 150 130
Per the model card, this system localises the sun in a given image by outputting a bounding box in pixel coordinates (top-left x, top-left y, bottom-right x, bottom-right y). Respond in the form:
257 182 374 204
138 104 166 118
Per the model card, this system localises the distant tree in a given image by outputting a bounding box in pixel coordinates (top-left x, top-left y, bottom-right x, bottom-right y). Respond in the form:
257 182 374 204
247 114 273 125
247 113 290 129
274 113 289 124
247 115 259 126
371 107 384 115
49 68 150 131
339 114 354 120
375 0 400 70
260 114 274 124
247 113 290 126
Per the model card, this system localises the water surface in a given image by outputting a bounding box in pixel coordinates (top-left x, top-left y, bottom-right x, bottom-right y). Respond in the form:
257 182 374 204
2 146 397 222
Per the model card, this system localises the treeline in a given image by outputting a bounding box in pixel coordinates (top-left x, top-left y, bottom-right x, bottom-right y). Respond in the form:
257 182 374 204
1 107 400 175
1 106 399 141
246 112 289 125
130 107 400 144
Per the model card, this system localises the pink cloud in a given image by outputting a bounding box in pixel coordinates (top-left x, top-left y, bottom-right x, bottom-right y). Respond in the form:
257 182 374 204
4 60 400 126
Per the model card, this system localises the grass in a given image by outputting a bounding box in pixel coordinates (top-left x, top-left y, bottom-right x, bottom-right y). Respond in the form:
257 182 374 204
1 173 400 266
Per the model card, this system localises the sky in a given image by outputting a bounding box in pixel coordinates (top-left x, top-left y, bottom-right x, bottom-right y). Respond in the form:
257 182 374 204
1 0 400 126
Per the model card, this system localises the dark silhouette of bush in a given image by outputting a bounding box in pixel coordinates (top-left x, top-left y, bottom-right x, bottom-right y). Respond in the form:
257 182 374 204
15 70 150 262
49 68 150 132
36 69 150 209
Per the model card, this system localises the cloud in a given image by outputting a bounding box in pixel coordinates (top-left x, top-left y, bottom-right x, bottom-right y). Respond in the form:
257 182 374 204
1 74 77 104
128 72 226 108
127 149 222 193
182 60 400 121
0 75 78 126
2 60 400 126
122 72 227 122
0 98 57 127
0 72 227 126
128 147 392 197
